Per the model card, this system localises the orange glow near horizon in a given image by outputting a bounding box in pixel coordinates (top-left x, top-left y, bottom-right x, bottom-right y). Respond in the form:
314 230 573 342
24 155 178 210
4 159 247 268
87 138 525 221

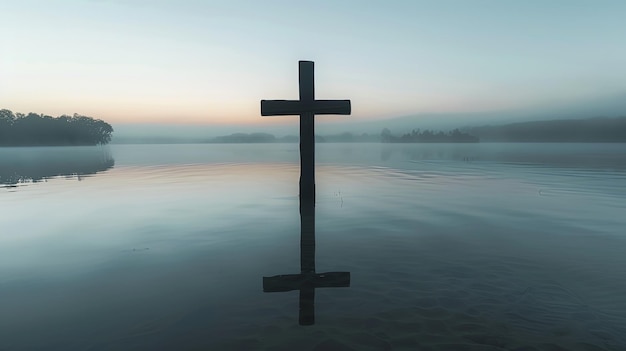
2 91 535 126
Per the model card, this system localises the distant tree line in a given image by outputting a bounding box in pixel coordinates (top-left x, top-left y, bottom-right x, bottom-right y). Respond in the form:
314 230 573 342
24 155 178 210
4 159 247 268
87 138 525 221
207 132 276 143
0 109 113 146
380 128 479 143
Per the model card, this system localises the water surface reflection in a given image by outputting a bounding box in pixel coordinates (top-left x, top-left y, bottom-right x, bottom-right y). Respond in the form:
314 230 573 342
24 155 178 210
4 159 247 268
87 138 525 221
0 146 114 185
263 197 350 325
1 144 625 350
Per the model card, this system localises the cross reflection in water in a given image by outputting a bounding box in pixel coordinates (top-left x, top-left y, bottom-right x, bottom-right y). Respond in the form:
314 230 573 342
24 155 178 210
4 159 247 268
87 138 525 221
262 196 351 325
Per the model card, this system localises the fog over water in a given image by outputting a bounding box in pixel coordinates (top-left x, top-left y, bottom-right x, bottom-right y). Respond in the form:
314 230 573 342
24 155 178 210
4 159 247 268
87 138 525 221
111 94 626 142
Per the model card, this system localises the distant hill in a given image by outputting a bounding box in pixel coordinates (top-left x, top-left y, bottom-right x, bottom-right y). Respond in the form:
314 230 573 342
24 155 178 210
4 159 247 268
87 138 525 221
315 93 626 135
467 116 626 142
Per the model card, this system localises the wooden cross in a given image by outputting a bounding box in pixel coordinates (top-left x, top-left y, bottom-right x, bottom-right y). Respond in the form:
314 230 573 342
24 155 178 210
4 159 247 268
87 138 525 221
263 198 350 325
261 61 351 201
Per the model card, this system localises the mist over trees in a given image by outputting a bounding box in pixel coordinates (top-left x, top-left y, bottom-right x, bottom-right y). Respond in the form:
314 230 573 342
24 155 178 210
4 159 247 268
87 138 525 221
200 130 477 143
208 132 276 143
0 110 113 146
381 128 479 143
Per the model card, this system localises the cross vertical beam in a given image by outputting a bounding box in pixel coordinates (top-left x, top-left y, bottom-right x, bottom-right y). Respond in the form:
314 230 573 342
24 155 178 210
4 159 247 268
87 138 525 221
299 197 316 325
299 61 315 201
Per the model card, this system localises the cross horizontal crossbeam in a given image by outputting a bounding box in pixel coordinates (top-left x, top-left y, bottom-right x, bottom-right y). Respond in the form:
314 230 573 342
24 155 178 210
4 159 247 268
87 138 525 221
261 100 351 116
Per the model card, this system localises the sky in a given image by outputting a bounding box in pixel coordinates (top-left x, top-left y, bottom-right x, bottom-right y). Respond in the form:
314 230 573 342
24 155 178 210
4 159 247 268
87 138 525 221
2 0 626 127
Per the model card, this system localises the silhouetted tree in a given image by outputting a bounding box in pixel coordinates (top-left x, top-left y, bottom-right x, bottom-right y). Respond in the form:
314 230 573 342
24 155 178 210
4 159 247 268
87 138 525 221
0 109 16 142
381 128 394 142
0 110 113 146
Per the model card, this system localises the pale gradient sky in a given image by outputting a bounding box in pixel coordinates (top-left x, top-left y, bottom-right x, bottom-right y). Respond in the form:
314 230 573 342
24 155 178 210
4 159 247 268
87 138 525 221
2 0 626 125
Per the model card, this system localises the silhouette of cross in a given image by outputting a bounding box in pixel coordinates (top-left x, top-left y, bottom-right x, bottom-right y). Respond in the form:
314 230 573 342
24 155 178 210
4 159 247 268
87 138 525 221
263 199 350 325
261 61 351 201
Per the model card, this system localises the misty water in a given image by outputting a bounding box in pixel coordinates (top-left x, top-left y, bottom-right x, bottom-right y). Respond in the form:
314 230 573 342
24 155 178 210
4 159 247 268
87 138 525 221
1 143 626 350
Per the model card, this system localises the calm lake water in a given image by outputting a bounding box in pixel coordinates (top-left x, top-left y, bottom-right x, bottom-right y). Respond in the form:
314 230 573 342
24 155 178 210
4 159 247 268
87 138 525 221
1 143 626 351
